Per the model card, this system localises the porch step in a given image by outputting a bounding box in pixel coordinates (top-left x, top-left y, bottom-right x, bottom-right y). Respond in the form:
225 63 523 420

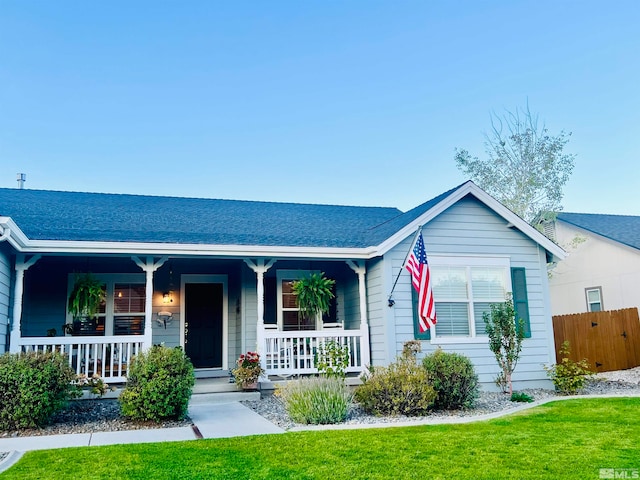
190 377 262 403
189 391 260 404
193 378 239 394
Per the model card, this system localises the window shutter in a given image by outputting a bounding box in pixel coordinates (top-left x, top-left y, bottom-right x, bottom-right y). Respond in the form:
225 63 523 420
412 288 431 340
510 267 531 338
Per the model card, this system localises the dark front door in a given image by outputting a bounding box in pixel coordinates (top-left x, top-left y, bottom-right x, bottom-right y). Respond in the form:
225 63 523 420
185 283 223 368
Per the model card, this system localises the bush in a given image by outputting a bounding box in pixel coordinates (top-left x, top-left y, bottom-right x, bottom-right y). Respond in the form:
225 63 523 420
483 297 525 394
355 341 436 416
0 351 78 430
544 341 593 395
315 339 350 379
277 376 352 424
510 391 534 403
422 348 479 410
119 346 195 421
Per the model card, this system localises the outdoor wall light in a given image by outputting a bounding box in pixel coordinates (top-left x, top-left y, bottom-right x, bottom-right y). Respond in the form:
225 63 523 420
162 291 173 304
156 310 173 328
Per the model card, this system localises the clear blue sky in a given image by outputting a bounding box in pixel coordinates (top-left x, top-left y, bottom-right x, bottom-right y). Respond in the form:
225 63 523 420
1 1 638 215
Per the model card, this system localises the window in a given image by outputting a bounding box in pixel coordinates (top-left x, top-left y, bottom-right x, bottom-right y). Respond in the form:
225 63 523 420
428 258 510 338
586 287 603 312
277 270 320 331
114 284 145 335
67 275 145 336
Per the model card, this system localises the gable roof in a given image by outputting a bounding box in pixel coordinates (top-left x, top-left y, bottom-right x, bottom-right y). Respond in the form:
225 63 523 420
0 181 565 259
557 212 640 251
0 188 400 248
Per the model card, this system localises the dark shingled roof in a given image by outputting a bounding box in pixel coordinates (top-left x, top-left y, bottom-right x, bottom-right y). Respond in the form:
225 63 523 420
557 212 640 251
0 187 453 248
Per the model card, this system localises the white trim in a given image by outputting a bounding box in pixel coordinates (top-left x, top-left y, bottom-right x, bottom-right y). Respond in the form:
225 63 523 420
1 182 566 262
65 273 146 336
180 274 229 370
376 182 567 260
9 239 377 258
276 269 321 330
585 286 603 312
428 256 512 340
428 255 512 267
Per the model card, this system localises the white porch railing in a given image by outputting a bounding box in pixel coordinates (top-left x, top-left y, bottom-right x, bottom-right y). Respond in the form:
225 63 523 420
17 336 144 383
262 329 365 377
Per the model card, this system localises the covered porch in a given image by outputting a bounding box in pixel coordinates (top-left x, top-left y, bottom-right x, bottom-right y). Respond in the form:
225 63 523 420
10 254 372 382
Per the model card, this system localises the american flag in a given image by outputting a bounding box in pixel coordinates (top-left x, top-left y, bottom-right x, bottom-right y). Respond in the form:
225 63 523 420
405 232 436 332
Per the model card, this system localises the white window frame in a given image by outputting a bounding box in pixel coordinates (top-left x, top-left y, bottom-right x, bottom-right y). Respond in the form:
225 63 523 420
276 269 321 331
585 287 603 312
428 256 512 344
66 273 145 336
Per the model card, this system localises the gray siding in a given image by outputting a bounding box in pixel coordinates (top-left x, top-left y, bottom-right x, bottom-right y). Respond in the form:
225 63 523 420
0 245 11 353
366 256 393 366
342 276 360 330
379 196 554 389
22 264 67 336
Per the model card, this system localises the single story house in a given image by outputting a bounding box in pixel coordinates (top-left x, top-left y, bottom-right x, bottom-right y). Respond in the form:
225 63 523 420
547 212 640 316
0 181 564 389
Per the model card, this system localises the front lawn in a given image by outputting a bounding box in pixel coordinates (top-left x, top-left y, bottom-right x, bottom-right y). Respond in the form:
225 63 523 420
3 398 639 479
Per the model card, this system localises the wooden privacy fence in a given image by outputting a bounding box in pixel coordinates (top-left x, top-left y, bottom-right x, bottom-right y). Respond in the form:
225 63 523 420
552 308 640 372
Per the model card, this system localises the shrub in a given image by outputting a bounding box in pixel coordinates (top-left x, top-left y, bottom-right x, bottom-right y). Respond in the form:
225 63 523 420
483 296 525 394
119 346 195 421
0 351 78 430
422 348 479 410
74 374 110 397
355 341 436 416
315 339 350 379
277 376 352 424
510 391 534 403
544 341 593 395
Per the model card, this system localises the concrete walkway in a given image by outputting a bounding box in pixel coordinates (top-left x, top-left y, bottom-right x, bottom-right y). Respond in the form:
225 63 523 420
0 401 284 474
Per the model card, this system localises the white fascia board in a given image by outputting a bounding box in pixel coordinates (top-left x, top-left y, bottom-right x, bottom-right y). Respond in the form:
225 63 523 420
0 217 30 250
375 182 567 260
374 184 470 257
17 239 377 260
469 185 567 260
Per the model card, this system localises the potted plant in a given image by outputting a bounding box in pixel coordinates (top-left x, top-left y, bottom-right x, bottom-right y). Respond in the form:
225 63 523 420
291 272 336 325
64 273 105 335
232 351 264 390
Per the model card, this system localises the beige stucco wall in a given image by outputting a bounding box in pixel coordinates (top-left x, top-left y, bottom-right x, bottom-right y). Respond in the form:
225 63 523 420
549 221 640 315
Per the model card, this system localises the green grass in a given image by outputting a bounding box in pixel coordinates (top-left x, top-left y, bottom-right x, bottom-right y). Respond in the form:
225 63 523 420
3 398 639 479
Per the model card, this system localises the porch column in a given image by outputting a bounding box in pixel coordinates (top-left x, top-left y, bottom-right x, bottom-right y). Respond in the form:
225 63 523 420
244 259 275 371
347 260 371 368
10 254 41 353
132 256 168 350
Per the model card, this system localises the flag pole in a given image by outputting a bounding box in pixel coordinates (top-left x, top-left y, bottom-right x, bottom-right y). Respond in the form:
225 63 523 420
387 225 423 307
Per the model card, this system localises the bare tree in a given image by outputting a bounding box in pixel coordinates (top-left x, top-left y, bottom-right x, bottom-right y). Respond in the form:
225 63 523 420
455 104 576 224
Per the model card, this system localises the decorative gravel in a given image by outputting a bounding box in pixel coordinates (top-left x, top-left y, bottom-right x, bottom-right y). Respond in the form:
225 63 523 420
0 400 192 439
0 367 639 443
242 367 640 430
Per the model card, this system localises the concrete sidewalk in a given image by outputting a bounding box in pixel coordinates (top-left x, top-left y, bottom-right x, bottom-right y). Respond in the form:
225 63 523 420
0 401 284 473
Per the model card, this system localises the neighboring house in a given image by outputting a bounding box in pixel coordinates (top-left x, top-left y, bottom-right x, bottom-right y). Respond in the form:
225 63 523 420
548 212 640 316
0 181 564 389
